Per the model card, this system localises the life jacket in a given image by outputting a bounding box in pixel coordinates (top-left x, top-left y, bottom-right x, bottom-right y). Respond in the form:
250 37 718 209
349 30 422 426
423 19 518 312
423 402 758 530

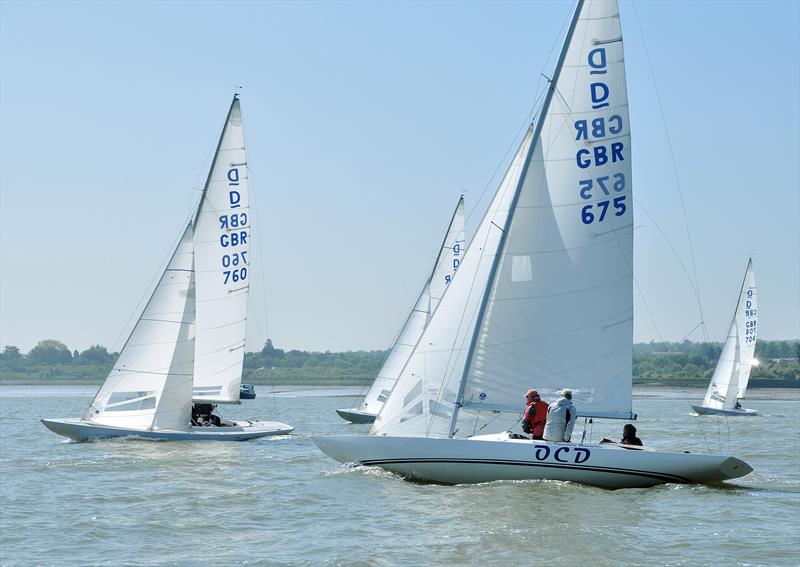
522 400 549 437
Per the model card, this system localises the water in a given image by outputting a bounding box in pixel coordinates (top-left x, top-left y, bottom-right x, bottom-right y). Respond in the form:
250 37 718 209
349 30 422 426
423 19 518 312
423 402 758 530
1 385 798 566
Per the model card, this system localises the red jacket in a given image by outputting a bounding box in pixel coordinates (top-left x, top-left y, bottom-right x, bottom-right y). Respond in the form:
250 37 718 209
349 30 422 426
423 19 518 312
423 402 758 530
523 400 549 437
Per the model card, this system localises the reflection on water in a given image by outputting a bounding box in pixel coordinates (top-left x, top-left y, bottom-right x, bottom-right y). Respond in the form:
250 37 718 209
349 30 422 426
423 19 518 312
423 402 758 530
1 385 799 565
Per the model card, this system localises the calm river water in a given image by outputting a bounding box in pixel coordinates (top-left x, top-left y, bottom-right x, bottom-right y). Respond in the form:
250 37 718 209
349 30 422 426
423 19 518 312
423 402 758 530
1 385 798 566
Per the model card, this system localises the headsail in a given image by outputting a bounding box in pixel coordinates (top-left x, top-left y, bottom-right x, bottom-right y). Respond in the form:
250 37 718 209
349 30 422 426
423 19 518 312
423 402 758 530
372 127 535 437
373 0 634 437
358 196 465 416
702 259 757 410
86 224 196 431
192 96 251 404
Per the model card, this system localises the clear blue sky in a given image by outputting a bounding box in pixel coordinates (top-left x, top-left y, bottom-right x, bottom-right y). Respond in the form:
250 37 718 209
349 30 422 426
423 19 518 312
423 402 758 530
1 0 798 354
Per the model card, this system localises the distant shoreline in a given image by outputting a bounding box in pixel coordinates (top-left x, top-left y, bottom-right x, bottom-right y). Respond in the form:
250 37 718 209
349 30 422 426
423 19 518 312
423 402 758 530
2 382 798 401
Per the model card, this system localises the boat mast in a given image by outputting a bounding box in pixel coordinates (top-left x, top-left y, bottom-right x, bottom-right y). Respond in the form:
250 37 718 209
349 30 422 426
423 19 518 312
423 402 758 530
193 94 241 224
447 0 586 438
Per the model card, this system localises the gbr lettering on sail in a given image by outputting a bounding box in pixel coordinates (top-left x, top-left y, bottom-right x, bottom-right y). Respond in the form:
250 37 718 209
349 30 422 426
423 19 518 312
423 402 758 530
218 166 249 285
574 44 628 226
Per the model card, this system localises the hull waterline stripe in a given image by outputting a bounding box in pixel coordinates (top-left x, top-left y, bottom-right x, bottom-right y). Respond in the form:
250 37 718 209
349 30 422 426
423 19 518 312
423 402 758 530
359 458 693 484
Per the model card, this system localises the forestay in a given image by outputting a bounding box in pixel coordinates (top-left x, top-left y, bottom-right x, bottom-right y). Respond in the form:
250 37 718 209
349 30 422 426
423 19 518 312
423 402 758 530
85 224 196 431
373 0 634 438
358 197 465 416
702 259 757 410
192 96 251 404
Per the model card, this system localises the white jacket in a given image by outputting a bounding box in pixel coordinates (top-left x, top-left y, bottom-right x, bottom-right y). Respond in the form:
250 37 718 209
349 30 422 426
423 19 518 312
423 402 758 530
543 397 577 442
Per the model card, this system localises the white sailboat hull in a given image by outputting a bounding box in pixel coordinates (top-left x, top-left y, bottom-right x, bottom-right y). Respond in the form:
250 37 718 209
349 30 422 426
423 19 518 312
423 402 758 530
313 433 752 489
691 405 759 417
335 409 377 424
42 418 293 442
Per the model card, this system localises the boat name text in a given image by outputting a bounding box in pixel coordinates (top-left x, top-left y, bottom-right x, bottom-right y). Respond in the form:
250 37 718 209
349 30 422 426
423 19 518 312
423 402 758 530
533 444 591 464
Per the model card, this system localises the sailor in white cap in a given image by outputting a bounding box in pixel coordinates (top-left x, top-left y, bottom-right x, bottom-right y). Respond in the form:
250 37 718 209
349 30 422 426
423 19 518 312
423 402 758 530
543 388 577 442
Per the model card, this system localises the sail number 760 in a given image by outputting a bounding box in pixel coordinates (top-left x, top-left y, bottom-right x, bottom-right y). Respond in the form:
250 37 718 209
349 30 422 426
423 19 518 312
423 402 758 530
578 174 626 225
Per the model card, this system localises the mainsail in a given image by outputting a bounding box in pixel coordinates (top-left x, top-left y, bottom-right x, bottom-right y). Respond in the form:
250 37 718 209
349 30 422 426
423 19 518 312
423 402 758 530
85 224 196 431
373 0 634 437
192 95 251 403
702 259 758 410
357 197 465 416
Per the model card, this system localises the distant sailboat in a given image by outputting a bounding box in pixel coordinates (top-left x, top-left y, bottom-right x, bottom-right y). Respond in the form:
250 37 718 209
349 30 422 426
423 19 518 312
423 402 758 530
42 96 294 441
314 0 753 488
693 259 759 416
336 196 465 423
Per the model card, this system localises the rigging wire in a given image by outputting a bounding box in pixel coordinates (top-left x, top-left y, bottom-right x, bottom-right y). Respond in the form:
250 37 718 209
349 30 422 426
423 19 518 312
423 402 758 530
462 2 572 229
636 201 707 329
684 390 713 453
240 111 282 421
630 0 708 341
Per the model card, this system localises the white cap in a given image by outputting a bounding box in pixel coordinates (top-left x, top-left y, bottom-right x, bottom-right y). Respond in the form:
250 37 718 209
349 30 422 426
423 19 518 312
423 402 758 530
560 389 572 399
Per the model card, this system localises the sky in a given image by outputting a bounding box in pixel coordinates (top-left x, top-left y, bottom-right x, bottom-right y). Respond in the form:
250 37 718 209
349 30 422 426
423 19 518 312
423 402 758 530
1 0 798 355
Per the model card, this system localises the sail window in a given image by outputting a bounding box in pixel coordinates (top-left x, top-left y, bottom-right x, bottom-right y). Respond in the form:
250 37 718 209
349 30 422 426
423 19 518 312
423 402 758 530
105 391 156 412
511 255 533 282
403 381 422 408
193 386 222 396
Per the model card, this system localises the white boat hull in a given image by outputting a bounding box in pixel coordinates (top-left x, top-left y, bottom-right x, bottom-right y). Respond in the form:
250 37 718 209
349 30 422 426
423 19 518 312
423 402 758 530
335 409 377 424
691 405 759 417
312 433 753 489
42 418 294 442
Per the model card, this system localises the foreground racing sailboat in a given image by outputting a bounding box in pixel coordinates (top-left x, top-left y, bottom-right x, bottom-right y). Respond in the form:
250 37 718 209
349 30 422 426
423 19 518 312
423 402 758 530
693 259 759 416
336 197 465 423
42 96 293 442
314 0 753 488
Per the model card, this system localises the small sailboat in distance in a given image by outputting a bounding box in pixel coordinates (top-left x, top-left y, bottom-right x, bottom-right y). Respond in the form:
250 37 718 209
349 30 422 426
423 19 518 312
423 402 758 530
313 0 753 488
693 259 759 416
42 95 294 441
336 196 465 423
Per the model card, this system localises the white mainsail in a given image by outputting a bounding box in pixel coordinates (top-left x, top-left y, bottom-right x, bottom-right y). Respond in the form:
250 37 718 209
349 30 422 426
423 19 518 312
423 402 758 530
85 224 196 431
357 197 465 417
701 259 758 410
373 0 633 437
192 96 251 404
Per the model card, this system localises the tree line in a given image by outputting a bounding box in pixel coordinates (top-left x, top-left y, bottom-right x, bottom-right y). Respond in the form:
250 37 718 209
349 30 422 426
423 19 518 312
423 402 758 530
1 338 798 386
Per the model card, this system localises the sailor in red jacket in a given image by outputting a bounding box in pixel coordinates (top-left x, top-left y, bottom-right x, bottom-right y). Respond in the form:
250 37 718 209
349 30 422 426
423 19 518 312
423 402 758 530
522 389 549 439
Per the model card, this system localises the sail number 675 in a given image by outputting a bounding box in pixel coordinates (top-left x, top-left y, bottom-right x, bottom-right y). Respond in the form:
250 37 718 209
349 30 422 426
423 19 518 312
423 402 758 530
582 197 626 224
578 173 627 225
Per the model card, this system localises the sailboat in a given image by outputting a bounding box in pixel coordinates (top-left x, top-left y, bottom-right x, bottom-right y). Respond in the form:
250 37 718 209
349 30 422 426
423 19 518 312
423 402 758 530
42 96 294 441
313 0 753 488
693 259 759 416
336 197 465 424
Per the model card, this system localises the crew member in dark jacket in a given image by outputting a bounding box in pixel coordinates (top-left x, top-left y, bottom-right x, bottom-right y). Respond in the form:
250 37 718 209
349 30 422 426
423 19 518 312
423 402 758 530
620 423 642 446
